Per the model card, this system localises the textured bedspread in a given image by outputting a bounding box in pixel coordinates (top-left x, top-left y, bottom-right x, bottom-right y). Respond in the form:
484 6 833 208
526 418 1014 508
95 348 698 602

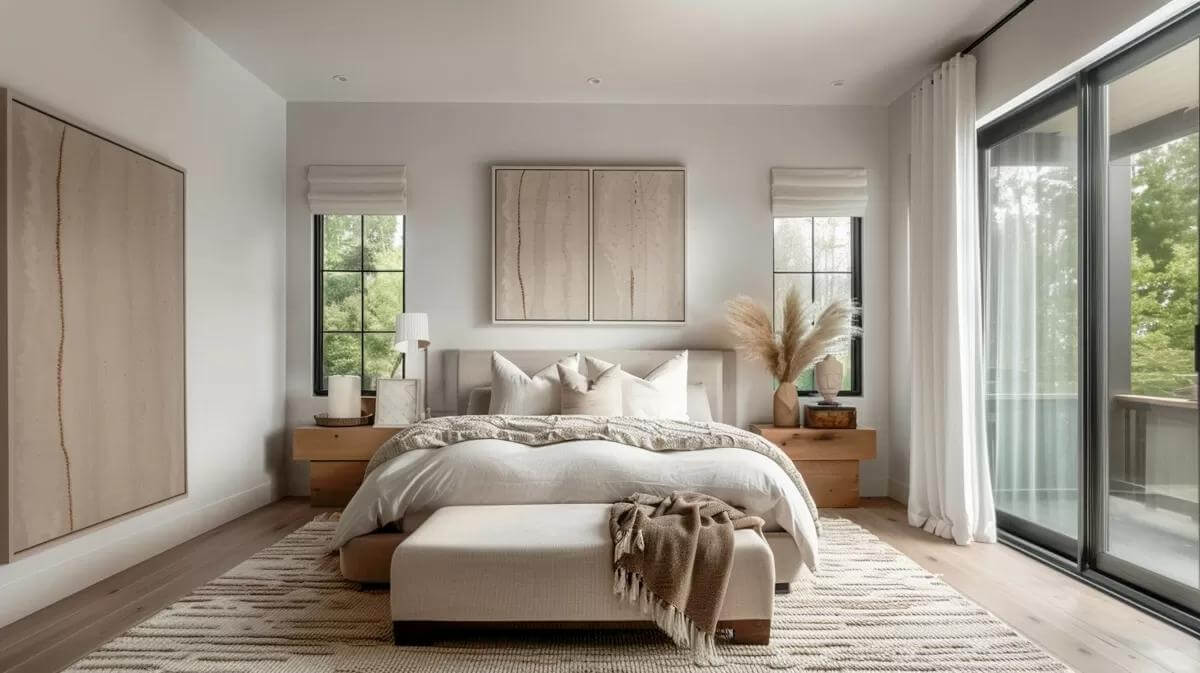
366 415 819 521
331 415 822 570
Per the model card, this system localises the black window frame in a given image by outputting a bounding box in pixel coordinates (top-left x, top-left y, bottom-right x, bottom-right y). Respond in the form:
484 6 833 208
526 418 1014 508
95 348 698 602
312 213 407 396
771 215 864 397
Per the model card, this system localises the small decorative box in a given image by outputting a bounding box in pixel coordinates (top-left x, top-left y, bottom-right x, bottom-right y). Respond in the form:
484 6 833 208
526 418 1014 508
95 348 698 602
803 404 857 429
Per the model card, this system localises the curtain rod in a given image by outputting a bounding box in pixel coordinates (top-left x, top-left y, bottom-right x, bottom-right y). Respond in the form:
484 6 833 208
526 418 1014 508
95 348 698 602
963 0 1038 54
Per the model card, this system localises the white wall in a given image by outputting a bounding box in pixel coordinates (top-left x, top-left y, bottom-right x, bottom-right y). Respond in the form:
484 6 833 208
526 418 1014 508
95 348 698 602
885 92 912 504
285 102 891 497
0 0 287 626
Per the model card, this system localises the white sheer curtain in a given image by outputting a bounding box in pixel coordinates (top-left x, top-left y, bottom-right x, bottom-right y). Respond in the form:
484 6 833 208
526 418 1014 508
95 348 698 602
907 54 997 545
984 122 1080 539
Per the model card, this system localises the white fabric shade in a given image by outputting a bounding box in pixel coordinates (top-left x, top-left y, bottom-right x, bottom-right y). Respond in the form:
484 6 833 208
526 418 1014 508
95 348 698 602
906 53 996 546
770 167 867 217
393 312 430 351
307 165 407 215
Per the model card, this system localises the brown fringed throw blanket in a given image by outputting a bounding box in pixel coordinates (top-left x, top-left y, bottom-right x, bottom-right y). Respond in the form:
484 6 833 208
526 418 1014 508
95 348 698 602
610 491 765 664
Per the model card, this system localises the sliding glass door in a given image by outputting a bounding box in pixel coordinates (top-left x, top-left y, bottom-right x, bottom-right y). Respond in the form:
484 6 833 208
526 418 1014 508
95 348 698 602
982 93 1081 556
1096 33 1199 611
980 7 1200 629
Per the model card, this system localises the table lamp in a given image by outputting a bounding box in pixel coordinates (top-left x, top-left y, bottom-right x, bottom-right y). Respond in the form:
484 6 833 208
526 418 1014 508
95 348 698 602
393 312 431 417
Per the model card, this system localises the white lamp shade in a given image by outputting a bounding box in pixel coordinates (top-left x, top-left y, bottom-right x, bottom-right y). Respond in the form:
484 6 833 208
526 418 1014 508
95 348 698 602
394 312 430 351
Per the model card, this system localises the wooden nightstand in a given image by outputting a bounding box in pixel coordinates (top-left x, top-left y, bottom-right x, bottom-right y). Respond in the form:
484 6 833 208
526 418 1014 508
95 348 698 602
749 424 876 507
293 425 406 506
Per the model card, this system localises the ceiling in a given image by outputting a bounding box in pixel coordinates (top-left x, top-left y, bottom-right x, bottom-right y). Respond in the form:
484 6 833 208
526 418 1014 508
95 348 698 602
167 0 1021 105
1108 38 1198 134
1026 37 1198 138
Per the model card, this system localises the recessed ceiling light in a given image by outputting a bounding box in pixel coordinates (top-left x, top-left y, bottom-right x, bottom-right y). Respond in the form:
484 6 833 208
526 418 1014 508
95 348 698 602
586 76 602 86
831 79 845 87
331 74 348 83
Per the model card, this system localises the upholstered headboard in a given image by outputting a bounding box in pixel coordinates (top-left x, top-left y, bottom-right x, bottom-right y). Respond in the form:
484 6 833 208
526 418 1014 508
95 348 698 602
445 350 736 423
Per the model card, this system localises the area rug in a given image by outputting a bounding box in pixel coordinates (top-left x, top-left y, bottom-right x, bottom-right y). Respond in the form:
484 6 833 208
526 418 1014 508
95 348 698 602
67 517 1071 672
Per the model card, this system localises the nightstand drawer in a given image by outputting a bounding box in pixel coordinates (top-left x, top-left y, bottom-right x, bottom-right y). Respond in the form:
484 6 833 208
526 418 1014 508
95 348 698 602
310 461 368 507
752 426 876 461
293 425 402 461
795 460 860 508
750 424 876 508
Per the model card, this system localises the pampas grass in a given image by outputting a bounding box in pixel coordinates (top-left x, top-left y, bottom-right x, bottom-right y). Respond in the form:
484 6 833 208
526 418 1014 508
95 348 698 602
725 286 860 383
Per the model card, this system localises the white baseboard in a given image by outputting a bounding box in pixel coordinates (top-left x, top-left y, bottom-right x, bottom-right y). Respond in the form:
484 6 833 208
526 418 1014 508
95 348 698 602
0 481 277 627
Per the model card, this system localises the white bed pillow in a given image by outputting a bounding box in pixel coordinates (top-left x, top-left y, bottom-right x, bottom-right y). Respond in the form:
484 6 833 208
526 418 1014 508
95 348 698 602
585 351 688 420
557 363 623 416
687 383 714 422
488 352 580 415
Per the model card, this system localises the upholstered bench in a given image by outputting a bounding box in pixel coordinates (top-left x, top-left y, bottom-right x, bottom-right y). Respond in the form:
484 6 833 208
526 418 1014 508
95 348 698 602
342 524 803 591
389 503 775 645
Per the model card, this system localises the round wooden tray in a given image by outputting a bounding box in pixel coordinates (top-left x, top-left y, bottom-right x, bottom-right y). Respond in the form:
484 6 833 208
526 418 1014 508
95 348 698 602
314 412 374 427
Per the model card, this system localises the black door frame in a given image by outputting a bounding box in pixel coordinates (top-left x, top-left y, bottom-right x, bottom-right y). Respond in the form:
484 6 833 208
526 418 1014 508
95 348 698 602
977 5 1200 636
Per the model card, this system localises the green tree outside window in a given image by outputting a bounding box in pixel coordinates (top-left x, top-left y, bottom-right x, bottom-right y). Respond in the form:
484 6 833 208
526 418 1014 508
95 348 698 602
1129 134 1198 398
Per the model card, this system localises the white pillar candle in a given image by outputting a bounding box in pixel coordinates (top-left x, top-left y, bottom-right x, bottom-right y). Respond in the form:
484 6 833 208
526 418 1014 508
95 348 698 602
327 375 362 418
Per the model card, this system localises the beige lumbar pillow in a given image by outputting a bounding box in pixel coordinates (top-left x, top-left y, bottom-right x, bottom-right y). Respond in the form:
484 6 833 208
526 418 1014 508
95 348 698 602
488 352 580 415
558 363 623 416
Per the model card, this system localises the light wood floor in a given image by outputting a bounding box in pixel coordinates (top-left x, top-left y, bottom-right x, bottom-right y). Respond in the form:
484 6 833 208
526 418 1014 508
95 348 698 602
839 500 1200 673
0 497 1196 672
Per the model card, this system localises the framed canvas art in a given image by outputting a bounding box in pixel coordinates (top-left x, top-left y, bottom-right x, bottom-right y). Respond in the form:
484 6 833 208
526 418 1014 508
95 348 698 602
491 165 685 324
1 89 186 560
493 168 590 321
592 169 686 321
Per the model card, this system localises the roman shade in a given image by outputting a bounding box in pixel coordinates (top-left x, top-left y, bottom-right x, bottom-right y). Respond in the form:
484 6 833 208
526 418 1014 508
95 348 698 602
770 168 867 217
307 165 407 215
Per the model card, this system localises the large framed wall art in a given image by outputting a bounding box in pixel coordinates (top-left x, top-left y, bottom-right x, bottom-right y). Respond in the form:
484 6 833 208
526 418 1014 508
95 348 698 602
491 165 685 324
1 89 186 560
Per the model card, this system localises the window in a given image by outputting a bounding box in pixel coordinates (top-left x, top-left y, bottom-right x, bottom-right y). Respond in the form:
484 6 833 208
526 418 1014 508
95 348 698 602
313 214 405 394
772 216 862 395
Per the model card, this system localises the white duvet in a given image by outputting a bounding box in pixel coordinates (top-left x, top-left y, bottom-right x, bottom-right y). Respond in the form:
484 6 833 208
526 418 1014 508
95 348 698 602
331 438 820 571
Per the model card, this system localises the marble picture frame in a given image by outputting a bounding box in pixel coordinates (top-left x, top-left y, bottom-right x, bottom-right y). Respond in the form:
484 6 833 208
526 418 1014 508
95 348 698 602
374 378 420 427
491 165 686 324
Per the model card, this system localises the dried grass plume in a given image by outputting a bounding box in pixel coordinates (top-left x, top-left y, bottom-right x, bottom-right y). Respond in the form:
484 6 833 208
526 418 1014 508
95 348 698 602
725 287 860 382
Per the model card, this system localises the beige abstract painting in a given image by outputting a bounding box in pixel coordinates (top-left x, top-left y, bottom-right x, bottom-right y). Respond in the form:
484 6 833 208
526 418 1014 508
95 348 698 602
493 169 589 321
592 170 685 321
4 99 185 556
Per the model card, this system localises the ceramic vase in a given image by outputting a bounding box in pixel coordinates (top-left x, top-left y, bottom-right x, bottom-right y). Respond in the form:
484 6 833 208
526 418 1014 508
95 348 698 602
772 382 799 427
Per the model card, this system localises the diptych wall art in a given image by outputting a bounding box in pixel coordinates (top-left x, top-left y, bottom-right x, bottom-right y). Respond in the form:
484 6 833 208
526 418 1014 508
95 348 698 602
493 168 590 321
592 170 685 321
1 90 186 559
492 166 685 323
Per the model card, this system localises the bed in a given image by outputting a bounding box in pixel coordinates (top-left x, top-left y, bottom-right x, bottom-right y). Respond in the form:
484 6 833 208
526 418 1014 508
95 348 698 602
332 349 820 587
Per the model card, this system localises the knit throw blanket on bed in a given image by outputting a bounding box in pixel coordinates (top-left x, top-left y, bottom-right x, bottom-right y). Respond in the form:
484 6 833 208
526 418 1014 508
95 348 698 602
364 414 820 528
611 491 764 664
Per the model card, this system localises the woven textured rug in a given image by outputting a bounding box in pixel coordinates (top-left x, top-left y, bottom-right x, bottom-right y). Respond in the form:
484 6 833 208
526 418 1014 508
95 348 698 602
67 517 1071 672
